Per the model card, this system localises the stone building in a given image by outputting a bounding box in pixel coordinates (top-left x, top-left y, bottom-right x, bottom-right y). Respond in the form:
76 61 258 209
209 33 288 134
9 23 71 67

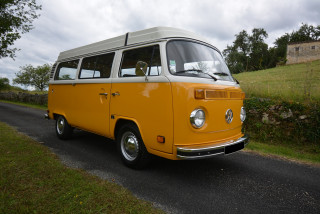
286 41 320 64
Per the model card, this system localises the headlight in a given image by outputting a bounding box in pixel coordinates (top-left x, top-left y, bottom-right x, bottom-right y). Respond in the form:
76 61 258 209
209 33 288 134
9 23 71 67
190 109 205 128
240 107 246 122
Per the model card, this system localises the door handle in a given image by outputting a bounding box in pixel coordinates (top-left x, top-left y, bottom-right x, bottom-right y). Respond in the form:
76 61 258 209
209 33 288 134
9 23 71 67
112 92 120 96
99 93 108 96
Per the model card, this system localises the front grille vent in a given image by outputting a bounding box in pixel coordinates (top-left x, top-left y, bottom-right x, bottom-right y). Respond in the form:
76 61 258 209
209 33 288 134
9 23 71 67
206 90 228 99
204 90 243 100
229 91 242 99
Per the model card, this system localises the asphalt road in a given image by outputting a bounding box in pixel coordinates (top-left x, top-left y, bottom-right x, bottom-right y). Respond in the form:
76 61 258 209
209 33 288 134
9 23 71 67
1 102 320 214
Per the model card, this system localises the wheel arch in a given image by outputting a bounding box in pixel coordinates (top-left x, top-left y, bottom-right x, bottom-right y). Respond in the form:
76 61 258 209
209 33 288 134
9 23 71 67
114 118 144 142
52 112 67 120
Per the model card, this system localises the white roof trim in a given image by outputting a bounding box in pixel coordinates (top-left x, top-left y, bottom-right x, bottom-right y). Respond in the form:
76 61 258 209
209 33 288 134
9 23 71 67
57 27 213 61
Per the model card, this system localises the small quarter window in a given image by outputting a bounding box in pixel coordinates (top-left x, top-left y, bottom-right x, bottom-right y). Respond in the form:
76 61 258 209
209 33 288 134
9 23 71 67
79 52 114 79
55 60 79 80
120 45 161 77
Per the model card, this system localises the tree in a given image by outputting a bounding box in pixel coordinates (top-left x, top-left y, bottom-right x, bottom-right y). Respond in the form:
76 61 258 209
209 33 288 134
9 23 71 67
223 30 250 74
289 23 320 43
0 0 42 59
248 28 269 71
268 33 290 66
224 23 320 73
13 64 51 91
223 45 246 74
223 28 269 73
0 77 10 90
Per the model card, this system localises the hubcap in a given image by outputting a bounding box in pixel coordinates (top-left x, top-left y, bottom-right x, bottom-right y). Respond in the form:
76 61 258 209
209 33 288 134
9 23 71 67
57 118 65 135
121 131 139 161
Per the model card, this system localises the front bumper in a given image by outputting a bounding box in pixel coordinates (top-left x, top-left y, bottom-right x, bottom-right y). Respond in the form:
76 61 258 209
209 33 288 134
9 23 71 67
176 135 249 159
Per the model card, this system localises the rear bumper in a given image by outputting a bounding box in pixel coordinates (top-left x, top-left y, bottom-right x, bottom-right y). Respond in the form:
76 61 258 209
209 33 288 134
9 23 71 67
176 135 249 159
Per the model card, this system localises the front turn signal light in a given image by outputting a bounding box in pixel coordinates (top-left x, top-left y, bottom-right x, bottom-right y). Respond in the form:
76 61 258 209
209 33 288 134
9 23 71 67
195 89 205 99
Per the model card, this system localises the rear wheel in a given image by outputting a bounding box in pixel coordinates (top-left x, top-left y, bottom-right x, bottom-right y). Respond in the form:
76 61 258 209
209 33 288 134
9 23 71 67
117 123 150 169
56 115 73 140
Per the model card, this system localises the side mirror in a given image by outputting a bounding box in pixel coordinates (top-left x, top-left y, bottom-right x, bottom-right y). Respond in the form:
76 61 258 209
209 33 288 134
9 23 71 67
135 61 148 76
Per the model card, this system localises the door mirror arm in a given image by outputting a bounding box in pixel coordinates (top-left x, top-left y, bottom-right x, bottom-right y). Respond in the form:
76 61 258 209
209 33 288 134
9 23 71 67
135 61 149 81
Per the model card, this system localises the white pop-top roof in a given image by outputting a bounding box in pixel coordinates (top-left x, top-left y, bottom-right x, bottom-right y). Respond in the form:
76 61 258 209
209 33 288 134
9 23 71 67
57 26 213 61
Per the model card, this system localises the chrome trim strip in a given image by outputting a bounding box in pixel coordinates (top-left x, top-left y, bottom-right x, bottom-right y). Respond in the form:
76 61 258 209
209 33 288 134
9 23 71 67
176 135 249 159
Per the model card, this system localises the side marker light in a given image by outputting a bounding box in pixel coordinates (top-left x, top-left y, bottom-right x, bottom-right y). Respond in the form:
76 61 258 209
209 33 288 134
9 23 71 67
157 136 165 143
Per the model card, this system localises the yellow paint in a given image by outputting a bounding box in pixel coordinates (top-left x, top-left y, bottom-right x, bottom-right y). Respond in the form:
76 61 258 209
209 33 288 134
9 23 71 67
48 80 245 160
171 82 244 148
48 83 112 137
110 82 174 153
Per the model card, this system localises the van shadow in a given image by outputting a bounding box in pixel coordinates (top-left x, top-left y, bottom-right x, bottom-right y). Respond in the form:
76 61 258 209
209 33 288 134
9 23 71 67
61 129 251 182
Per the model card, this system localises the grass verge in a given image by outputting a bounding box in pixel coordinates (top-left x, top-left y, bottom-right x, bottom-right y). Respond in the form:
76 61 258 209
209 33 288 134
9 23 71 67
0 122 162 214
0 99 47 110
245 141 320 166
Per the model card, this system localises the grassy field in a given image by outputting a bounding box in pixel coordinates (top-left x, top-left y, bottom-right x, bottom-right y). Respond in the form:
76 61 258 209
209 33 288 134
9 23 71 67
0 122 162 213
233 60 320 102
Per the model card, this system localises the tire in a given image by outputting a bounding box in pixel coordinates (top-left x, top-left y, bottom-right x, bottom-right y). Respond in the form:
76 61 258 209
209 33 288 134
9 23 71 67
117 123 150 169
55 115 73 140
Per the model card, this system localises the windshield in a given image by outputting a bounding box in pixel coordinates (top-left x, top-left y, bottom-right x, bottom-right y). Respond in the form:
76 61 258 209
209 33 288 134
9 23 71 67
166 40 234 82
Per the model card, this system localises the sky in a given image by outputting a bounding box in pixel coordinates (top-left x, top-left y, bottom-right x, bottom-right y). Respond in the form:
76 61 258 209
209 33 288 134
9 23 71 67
1 0 319 87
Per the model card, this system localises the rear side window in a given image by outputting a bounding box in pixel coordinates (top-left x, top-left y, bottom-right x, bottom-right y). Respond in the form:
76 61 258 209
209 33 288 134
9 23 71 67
55 60 79 80
79 52 115 79
120 45 161 77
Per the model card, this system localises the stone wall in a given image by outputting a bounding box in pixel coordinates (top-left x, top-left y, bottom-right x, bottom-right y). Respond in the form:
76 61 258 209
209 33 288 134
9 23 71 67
0 92 48 106
244 97 320 145
287 41 320 64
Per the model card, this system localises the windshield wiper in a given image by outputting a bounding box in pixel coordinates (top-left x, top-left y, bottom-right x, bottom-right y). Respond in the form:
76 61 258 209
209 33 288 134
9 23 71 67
176 69 217 81
176 69 202 74
212 72 229 76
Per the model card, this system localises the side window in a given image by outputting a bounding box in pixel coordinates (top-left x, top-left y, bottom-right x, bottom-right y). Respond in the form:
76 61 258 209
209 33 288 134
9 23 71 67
79 52 115 79
120 45 161 77
55 60 79 80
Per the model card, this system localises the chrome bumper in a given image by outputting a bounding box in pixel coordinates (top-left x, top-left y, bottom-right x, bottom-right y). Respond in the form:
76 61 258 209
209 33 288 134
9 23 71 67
176 135 249 159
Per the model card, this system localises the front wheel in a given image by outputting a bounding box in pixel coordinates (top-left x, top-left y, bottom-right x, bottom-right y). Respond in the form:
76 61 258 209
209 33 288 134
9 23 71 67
55 115 73 140
117 123 150 169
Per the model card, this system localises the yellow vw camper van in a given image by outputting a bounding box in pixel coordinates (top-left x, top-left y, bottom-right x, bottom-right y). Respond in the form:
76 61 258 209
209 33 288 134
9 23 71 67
46 27 248 168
